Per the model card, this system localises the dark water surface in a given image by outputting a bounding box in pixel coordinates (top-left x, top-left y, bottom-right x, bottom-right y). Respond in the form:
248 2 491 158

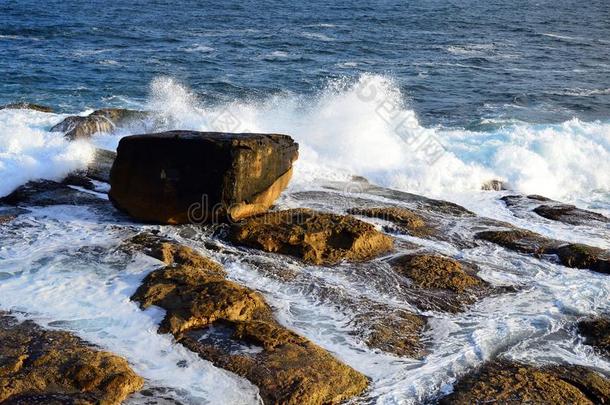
1 0 609 127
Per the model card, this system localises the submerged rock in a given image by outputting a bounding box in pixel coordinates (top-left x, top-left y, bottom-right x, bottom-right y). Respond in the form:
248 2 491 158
0 102 53 113
230 208 394 265
0 313 143 404
476 229 610 274
439 360 610 404
129 235 369 405
50 108 147 140
354 308 427 358
578 317 610 359
109 131 298 224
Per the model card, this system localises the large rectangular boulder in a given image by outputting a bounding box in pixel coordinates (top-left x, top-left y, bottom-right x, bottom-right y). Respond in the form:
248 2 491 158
109 131 298 224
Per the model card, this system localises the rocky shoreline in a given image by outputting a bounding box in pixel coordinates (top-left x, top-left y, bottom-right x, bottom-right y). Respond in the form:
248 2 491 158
0 103 609 404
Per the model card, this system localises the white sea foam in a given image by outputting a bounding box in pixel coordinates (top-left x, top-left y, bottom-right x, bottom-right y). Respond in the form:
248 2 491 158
104 75 610 207
0 109 94 197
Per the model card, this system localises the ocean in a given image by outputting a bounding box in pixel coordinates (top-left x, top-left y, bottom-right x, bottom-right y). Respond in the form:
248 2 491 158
0 1 609 404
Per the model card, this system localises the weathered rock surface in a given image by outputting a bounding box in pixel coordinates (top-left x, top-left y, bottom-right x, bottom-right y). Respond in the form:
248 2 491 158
348 207 429 236
230 208 393 265
354 307 426 358
0 180 104 207
386 253 512 313
439 360 610 404
0 102 53 113
50 108 147 140
476 229 610 274
129 235 369 404
0 312 143 404
502 194 609 226
109 131 298 224
390 254 483 293
578 317 610 359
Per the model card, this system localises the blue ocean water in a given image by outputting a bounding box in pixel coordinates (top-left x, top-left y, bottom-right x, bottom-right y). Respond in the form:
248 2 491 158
1 0 609 127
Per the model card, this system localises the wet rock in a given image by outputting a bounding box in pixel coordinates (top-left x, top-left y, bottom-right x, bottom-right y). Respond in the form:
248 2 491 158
439 360 610 404
86 148 116 183
0 180 104 207
354 308 426 358
0 102 53 113
348 207 429 236
50 108 147 140
475 229 553 255
578 317 610 358
62 173 96 190
555 244 610 274
475 229 610 274
386 253 509 313
130 235 369 405
481 179 506 191
501 194 608 226
109 131 298 224
389 254 484 293
0 312 143 404
230 208 394 265
534 204 609 225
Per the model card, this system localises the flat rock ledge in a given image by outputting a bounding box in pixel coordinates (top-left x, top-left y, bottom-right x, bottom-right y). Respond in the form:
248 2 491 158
475 229 610 274
109 131 298 224
229 208 394 265
128 234 368 405
0 313 143 404
578 317 610 359
348 207 431 237
439 359 610 404
50 108 147 140
0 102 53 113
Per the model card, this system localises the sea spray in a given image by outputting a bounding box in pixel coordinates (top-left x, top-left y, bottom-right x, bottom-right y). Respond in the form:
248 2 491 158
0 109 94 197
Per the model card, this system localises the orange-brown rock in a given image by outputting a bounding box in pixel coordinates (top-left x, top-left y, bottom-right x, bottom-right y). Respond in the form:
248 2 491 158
354 308 427 358
348 207 428 236
390 254 484 293
440 360 610 404
229 208 393 265
129 235 368 404
109 131 298 224
0 313 143 404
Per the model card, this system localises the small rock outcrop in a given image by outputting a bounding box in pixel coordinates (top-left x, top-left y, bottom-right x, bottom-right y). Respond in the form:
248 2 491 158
229 208 394 265
387 253 506 313
476 229 610 274
348 207 428 236
0 102 53 113
501 194 609 226
0 313 143 404
109 131 298 224
440 360 610 404
129 235 369 405
50 108 147 140
578 317 610 359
